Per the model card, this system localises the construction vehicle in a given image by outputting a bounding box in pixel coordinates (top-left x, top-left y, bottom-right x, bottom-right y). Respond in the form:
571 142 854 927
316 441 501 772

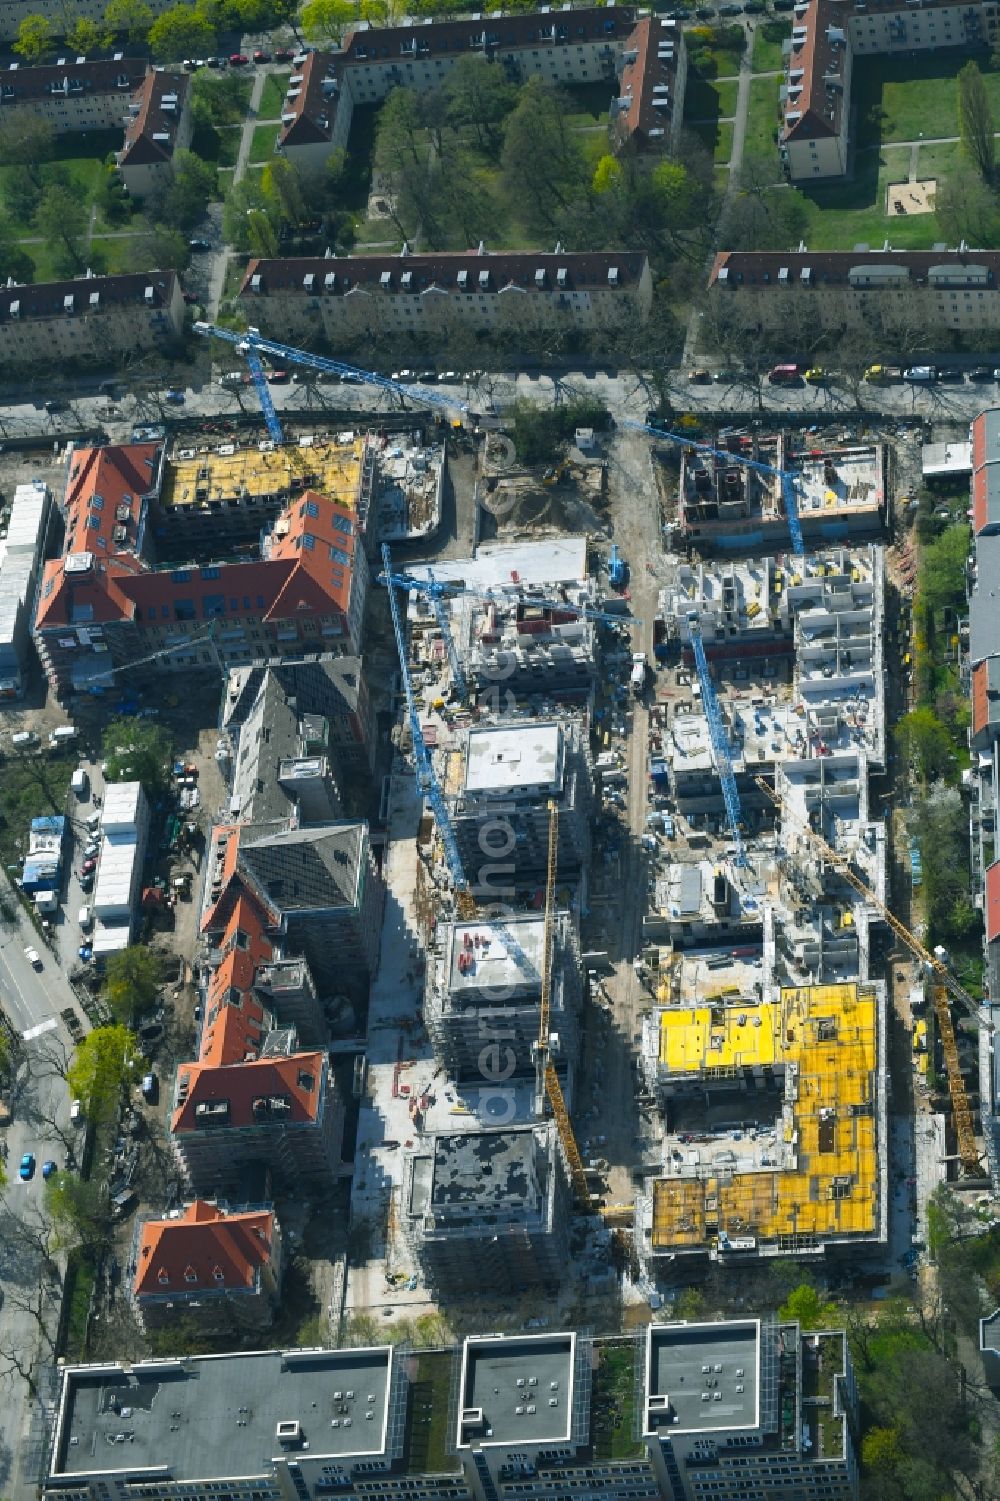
755 775 983 1176
542 460 569 487
608 544 628 588
193 322 805 556
534 800 591 1211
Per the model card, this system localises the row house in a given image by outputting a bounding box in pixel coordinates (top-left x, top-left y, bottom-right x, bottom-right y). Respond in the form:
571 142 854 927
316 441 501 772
0 271 182 375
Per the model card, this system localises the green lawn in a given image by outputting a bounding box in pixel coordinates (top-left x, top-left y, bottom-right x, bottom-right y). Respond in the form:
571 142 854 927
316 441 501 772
792 145 946 249
404 1353 460 1475
751 21 790 73
0 753 73 876
684 74 739 121
714 165 732 196
916 139 962 181
0 155 106 240
691 117 735 163
853 50 1000 147
744 74 782 157
259 70 292 118
249 122 279 162
592 1345 644 1461
563 79 615 121
191 123 242 168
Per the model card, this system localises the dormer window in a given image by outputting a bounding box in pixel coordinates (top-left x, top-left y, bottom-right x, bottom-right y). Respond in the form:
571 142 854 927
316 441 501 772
212 1266 225 1282
184 1266 197 1284
157 1268 169 1285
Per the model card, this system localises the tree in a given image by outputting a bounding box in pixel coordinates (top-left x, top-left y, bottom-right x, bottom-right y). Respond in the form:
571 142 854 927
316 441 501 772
592 153 624 196
162 149 217 228
148 3 216 62
190 70 252 127
66 15 111 51
442 55 518 154
14 13 53 62
262 156 308 227
104 0 154 38
958 60 995 183
778 1282 837 1329
223 176 280 252
105 945 162 1027
66 1025 140 1130
0 216 34 284
300 0 356 43
920 522 970 616
45 1171 110 1252
123 223 190 272
0 116 55 181
935 161 1000 245
501 79 587 231
102 716 172 794
896 706 954 783
34 185 87 274
509 396 609 464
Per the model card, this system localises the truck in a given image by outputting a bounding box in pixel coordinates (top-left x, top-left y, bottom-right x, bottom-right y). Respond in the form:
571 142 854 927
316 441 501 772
70 767 88 798
631 652 647 696
863 364 903 384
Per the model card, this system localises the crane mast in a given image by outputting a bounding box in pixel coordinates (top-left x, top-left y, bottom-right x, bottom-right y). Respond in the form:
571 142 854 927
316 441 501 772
687 613 749 868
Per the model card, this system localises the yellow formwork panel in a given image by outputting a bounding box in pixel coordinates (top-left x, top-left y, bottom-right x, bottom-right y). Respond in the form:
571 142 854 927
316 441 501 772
162 438 365 508
658 1001 779 1072
652 982 879 1251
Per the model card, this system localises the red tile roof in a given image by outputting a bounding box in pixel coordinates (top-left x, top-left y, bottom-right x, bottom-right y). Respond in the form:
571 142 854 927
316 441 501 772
973 661 990 741
987 861 1000 945
782 0 845 142
614 16 683 145
277 50 338 149
0 55 146 105
709 248 1000 288
119 69 189 168
134 1200 276 1297
172 1049 327 1133
241 249 649 298
339 5 638 63
0 271 177 326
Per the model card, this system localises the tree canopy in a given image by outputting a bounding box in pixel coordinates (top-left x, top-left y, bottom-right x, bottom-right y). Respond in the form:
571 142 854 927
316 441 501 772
104 946 162 1027
67 1025 140 1130
14 13 53 63
102 717 173 795
148 3 216 62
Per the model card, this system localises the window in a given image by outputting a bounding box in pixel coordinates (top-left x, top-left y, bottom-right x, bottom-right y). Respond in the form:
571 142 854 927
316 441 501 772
202 566 220 580
90 494 104 511
171 569 190 583
303 533 315 550
174 599 196 621
305 499 319 518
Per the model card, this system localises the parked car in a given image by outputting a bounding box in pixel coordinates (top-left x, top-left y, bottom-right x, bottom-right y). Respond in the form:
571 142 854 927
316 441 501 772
81 856 98 875
804 366 827 383
24 946 41 969
78 871 95 893
274 47 295 60
253 49 271 61
970 367 994 381
437 370 459 382
206 55 227 67
164 389 185 404
19 1153 35 1181
41 1160 57 1180
229 53 249 64
78 906 93 930
70 1099 83 1123
687 368 711 383
266 370 288 383
937 366 963 381
903 365 936 382
189 238 211 251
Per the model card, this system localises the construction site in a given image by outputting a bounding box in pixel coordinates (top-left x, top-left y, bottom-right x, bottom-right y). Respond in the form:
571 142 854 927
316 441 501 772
336 378 999 1339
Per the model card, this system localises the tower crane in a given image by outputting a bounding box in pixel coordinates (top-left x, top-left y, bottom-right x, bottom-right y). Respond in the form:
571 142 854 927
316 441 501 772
687 612 749 869
535 799 591 1210
194 321 805 556
755 775 983 1176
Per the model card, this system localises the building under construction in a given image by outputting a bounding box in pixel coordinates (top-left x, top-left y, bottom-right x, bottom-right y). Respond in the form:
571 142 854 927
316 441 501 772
441 719 593 882
637 980 888 1262
423 911 582 1078
401 1125 571 1295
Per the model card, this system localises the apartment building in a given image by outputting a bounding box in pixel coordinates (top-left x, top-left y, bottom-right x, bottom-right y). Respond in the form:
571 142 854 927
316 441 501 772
424 911 582 1078
171 1020 345 1195
444 718 593 883
116 68 192 199
202 816 384 992
781 0 999 181
707 247 1000 343
402 1125 572 1294
33 441 369 694
612 15 688 152
0 270 182 374
131 1199 282 1333
275 6 684 177
223 658 376 772
238 250 653 346
225 666 344 827
43 1321 859 1501
0 479 55 699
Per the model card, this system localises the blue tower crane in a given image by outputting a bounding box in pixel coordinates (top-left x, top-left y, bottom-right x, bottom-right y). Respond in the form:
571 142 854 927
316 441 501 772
686 612 749 869
378 561 468 702
193 322 804 554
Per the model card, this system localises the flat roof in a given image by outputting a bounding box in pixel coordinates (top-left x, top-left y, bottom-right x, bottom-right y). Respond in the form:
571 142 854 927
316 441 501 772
463 723 564 796
406 537 587 593
161 436 364 508
457 1334 575 1449
51 1348 394 1479
644 1322 760 1436
659 1000 780 1072
446 914 545 996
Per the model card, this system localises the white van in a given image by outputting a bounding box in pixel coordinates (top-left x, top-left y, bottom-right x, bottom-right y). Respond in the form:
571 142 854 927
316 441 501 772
71 767 89 798
78 905 93 930
85 811 102 834
11 730 39 749
49 725 78 747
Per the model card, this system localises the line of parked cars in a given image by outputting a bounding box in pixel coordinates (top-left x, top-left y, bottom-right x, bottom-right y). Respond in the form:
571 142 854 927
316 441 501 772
182 49 297 68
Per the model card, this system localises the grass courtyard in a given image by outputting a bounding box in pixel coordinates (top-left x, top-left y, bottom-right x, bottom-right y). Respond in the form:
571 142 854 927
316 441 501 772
854 49 1000 147
691 118 735 164
684 74 739 122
